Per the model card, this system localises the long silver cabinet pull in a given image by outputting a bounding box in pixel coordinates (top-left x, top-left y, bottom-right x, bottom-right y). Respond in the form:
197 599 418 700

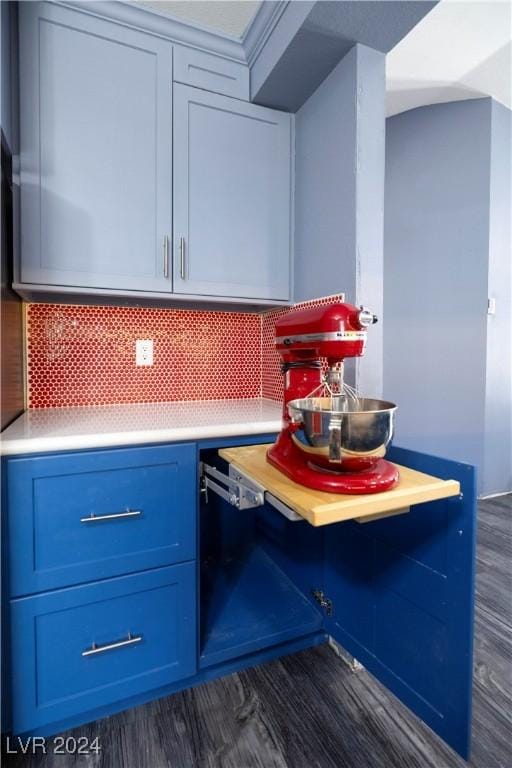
80 509 142 523
82 632 142 657
179 236 186 280
163 235 169 278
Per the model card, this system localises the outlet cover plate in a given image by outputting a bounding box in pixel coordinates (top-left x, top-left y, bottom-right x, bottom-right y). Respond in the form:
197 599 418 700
136 339 153 366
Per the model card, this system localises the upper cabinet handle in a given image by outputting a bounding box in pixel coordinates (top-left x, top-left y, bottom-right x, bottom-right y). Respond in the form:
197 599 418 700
163 235 169 278
180 236 186 280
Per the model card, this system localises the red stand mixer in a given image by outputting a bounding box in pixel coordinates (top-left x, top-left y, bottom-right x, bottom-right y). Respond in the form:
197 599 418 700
267 301 399 494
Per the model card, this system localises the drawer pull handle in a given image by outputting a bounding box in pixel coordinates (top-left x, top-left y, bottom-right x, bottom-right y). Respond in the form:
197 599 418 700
80 509 142 524
82 632 143 657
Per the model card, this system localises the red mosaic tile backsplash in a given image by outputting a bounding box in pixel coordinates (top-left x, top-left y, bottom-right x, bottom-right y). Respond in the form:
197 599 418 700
27 304 261 408
26 295 343 408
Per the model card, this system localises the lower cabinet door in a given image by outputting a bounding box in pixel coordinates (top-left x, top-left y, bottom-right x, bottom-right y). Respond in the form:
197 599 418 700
323 448 477 760
10 563 197 734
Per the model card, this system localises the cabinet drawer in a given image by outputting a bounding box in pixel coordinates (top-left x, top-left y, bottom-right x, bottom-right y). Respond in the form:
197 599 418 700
173 45 249 99
10 563 197 734
6 444 196 596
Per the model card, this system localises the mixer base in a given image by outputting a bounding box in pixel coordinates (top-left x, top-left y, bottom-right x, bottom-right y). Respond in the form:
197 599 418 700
267 436 399 494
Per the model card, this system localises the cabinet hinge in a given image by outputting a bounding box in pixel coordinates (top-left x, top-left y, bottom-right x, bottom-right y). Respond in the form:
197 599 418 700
312 589 333 617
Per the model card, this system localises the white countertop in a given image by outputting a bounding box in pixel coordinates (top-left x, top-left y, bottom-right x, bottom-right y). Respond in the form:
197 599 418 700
0 399 283 456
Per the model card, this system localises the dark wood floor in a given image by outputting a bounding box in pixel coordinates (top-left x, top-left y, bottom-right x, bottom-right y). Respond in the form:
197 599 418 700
5 495 511 768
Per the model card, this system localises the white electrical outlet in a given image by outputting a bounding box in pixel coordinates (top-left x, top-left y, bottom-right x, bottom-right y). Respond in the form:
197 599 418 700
136 339 153 366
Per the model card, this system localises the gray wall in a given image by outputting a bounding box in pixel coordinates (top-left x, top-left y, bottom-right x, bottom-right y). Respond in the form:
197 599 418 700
484 100 512 494
294 43 385 395
384 98 511 495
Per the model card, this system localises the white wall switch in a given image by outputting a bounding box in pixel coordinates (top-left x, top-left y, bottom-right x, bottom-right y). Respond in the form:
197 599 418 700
487 298 496 316
136 339 153 366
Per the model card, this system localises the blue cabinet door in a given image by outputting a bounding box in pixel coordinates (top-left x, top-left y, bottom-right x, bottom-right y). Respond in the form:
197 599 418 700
10 563 197 734
6 444 197 596
173 84 292 301
19 2 172 293
323 447 476 759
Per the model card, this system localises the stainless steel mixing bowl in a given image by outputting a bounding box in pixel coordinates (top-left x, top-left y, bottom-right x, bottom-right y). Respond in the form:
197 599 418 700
287 397 397 465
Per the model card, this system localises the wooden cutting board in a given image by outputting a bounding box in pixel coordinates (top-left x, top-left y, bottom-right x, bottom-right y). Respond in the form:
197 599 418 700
219 444 460 527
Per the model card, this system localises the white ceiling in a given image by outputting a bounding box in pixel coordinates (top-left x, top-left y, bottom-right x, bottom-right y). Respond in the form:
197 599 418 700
386 0 512 116
136 1 261 38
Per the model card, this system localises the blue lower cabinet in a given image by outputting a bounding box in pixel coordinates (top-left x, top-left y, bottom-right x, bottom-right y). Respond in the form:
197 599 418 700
3 437 476 759
7 444 196 596
10 563 197 734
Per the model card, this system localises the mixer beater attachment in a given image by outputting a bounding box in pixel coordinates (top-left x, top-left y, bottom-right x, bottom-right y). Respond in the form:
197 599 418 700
304 364 361 413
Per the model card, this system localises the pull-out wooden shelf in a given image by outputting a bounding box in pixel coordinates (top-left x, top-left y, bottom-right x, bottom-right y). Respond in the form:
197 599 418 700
219 444 460 526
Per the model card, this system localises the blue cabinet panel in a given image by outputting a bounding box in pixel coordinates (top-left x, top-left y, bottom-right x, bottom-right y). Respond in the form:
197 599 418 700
173 45 249 100
7 444 196 596
324 524 376 650
324 447 476 758
19 2 173 292
173 84 292 301
10 563 197 734
200 546 322 668
256 504 324 604
374 590 447 715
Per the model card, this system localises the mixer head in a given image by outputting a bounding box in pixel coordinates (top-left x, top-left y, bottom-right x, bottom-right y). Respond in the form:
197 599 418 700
275 301 378 407
274 302 377 365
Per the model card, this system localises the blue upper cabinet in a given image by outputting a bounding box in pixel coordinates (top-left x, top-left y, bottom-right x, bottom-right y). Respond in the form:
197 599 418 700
18 2 173 293
16 2 293 305
173 84 292 301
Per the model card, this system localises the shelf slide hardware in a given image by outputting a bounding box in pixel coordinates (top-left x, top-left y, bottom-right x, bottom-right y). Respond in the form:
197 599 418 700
200 462 264 509
80 509 142 523
265 492 303 522
82 632 142 657
200 462 303 520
